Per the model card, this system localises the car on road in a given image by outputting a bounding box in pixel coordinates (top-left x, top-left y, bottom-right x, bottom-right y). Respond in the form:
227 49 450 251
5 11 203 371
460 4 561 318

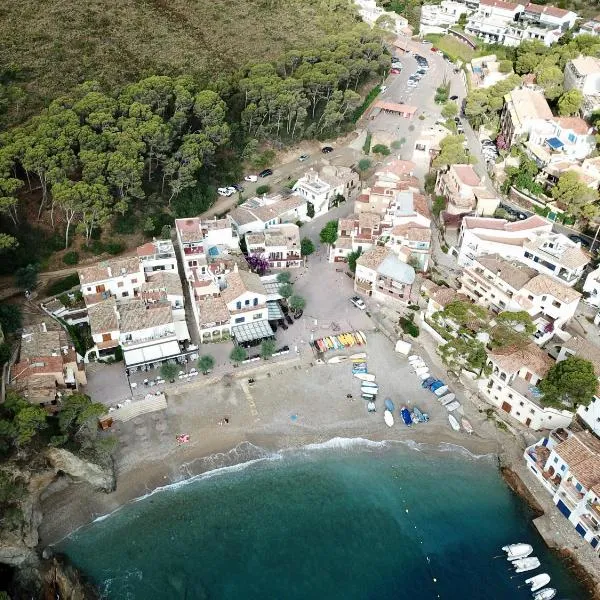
258 169 273 177
391 62 402 69
217 187 234 197
232 184 244 192
244 175 258 182
350 296 366 310
298 154 310 162
390 68 401 74
225 186 237 194
321 146 334 153
450 95 458 101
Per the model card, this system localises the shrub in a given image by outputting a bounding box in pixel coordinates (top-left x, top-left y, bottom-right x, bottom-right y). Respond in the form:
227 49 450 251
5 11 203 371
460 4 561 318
105 242 124 255
197 354 215 374
362 132 372 154
62 251 79 265
15 264 39 290
113 213 138 234
256 185 271 195
399 316 420 337
261 339 276 360
372 144 390 156
86 240 105 255
301 238 315 256
160 363 178 382
230 346 247 365
47 273 80 296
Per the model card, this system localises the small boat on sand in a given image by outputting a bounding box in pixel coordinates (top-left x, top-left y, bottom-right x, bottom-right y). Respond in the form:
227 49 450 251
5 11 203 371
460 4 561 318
461 417 473 434
525 574 550 592
384 409 394 427
400 406 413 427
513 557 540 573
448 414 460 431
418 371 431 380
384 398 395 412
361 381 377 388
327 356 348 364
433 385 449 397
412 407 429 423
411 361 427 370
362 386 378 396
440 393 456 405
367 401 376 412
350 352 367 360
445 401 461 412
414 367 429 376
532 589 556 600
503 543 533 561
408 355 421 362
354 373 376 382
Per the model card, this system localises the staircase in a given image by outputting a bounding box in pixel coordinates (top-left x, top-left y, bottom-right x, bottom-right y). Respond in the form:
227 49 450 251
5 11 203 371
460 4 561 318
103 393 167 423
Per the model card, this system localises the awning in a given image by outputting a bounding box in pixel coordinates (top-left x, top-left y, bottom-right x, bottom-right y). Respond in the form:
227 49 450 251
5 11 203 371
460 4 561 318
231 320 274 343
124 340 182 366
546 137 564 150
267 301 284 320
174 320 190 341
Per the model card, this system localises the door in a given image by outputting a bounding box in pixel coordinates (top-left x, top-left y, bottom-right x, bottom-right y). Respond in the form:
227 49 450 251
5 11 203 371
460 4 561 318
524 371 533 382
556 499 571 518
102 333 111 342
96 284 106 293
576 523 587 538
501 401 512 413
525 418 532 427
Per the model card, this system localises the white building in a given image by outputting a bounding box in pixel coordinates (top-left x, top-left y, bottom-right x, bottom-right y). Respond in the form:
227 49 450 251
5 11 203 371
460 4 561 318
420 0 470 35
564 56 600 118
460 254 581 344
435 164 499 215
457 215 589 285
500 88 554 147
137 239 178 273
245 224 302 270
524 430 600 553
354 0 410 33
481 342 573 430
79 256 144 303
229 194 308 237
293 166 358 218
577 15 600 38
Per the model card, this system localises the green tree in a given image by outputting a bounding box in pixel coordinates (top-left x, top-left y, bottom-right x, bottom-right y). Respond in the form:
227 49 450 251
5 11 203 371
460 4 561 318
260 339 276 360
432 135 472 169
498 60 513 73
0 304 22 333
357 158 371 177
539 357 597 409
277 271 292 284
197 355 215 374
279 283 294 300
230 346 247 366
372 144 390 156
536 65 564 100
438 338 489 377
434 300 488 333
319 220 338 246
58 393 105 439
347 249 362 273
256 185 271 195
441 102 458 119
15 264 39 290
490 311 536 349
551 171 599 220
300 238 315 256
306 202 315 218
289 295 306 313
432 195 446 218
14 405 47 445
160 362 178 382
557 89 583 116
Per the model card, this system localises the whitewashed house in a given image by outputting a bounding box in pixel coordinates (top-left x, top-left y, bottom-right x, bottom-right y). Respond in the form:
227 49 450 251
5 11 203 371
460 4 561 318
79 257 144 304
245 224 302 270
564 56 600 118
137 239 178 273
293 167 358 218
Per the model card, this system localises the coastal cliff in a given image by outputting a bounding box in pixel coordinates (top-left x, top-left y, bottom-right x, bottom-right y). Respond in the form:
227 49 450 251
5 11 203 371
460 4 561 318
0 448 112 598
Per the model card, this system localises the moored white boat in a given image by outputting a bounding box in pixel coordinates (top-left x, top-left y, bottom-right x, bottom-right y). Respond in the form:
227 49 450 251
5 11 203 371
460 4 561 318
461 417 473 434
513 556 540 573
532 588 556 600
433 385 449 397
384 409 394 427
414 366 429 376
503 543 533 560
448 414 460 431
327 356 348 364
445 401 461 412
440 393 456 405
525 573 550 592
350 352 367 360
418 371 431 380
354 373 376 382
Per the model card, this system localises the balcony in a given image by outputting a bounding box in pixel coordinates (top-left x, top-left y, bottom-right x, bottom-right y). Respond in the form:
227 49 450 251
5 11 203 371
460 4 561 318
580 512 600 533
559 480 585 505
355 279 372 292
121 330 177 347
184 246 204 255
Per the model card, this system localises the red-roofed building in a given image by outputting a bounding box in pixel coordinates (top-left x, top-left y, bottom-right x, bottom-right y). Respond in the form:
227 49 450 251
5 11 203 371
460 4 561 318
435 165 500 215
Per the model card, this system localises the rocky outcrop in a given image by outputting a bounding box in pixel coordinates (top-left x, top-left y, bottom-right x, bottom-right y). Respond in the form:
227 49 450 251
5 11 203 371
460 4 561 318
41 555 99 600
45 448 115 492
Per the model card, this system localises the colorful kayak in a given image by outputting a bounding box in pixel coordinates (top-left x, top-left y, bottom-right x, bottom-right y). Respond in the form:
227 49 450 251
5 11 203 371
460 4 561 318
400 406 413 427
327 356 348 364
412 406 429 423
384 410 394 427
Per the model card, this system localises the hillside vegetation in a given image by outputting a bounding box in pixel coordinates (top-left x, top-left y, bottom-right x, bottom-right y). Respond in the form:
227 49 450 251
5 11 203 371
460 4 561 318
0 0 361 124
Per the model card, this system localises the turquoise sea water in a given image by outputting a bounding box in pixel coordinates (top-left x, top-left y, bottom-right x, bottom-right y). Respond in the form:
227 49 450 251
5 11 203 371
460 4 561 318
58 440 589 599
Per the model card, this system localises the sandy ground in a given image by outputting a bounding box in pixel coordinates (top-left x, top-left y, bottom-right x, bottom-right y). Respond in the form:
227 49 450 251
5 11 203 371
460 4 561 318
39 331 503 547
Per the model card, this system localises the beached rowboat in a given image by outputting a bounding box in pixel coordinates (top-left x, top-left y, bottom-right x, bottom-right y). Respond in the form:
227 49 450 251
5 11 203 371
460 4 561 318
384 410 394 427
384 398 395 411
445 401 461 412
461 417 473 434
418 372 431 381
433 385 449 397
439 393 456 405
350 352 367 360
327 356 348 364
354 373 376 382
448 415 460 431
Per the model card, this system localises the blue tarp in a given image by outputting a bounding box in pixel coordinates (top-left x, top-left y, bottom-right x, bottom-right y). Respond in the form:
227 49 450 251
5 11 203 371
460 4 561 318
546 137 564 150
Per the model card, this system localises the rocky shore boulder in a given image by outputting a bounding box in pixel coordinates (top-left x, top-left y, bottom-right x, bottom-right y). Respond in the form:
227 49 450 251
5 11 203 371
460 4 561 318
45 448 115 492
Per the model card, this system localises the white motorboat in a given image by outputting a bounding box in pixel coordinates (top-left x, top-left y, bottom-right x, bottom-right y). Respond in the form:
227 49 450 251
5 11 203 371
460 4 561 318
440 393 456 405
384 409 394 427
448 414 460 431
414 367 429 376
513 557 540 573
350 352 367 360
408 355 422 362
503 543 533 561
525 573 550 592
327 356 348 364
354 373 376 382
532 588 556 600
433 385 449 397
445 401 461 412
411 361 427 370
418 371 431 381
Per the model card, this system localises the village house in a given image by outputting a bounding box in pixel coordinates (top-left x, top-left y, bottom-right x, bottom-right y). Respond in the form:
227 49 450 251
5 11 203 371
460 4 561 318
79 256 144 304
456 215 589 285
468 55 513 89
459 254 581 344
583 264 600 308
10 322 87 411
419 0 470 35
229 194 308 237
435 164 499 215
541 159 600 192
481 342 573 430
137 238 178 273
577 15 600 38
245 223 302 270
525 430 600 552
421 281 469 321
293 166 358 217
329 213 383 262
500 88 554 148
564 56 600 118
354 246 416 305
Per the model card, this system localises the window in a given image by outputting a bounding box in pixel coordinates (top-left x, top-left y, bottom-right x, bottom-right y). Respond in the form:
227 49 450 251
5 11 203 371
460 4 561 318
122 291 129 297
118 281 124 288
508 393 513 399
516 411 521 416
235 316 245 324
552 300 560 308
236 301 241 310
568 133 576 143
253 313 263 320
530 409 535 415
519 401 524 407
245 299 250 306
253 297 258 306
132 278 137 284
553 457 559 464
528 295 534 301
560 464 566 472
576 482 583 492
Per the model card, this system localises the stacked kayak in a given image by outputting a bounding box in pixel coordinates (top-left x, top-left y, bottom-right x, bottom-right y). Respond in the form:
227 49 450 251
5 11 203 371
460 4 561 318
314 331 367 353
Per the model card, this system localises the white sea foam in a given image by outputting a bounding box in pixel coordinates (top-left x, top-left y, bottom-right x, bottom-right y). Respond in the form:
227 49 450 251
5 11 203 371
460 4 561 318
294 436 388 452
436 441 495 460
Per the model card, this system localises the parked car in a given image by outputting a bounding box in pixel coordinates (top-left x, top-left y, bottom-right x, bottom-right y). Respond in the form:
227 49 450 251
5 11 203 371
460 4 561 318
244 175 258 182
298 154 310 162
321 146 334 153
258 168 273 177
390 68 401 74
217 187 234 197
226 186 237 194
350 296 366 310
450 95 458 101
569 234 590 247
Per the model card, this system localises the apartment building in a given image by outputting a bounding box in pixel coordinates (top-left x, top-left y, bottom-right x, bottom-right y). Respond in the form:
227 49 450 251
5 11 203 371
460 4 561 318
10 322 87 411
420 0 470 35
456 216 589 285
354 246 416 305
79 256 144 303
229 194 308 237
481 343 573 430
245 224 302 270
435 164 499 215
460 254 581 344
500 88 554 147
330 213 383 262
136 239 178 273
525 430 600 553
564 56 600 118
293 166 358 217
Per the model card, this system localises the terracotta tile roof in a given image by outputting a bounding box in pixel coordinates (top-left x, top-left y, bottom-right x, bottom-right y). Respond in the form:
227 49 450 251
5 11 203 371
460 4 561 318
555 431 600 467
197 296 230 327
335 236 353 250
411 193 430 219
356 246 389 271
570 456 600 490
562 336 600 378
84 292 108 307
221 270 266 305
431 286 469 307
525 2 570 17
339 216 357 231
506 216 551 231
452 165 481 187
381 159 416 177
554 117 592 136
136 242 156 257
88 298 118 335
119 299 173 333
489 342 553 377
12 356 64 380
391 223 432 242
522 274 581 304
476 254 538 290
175 217 203 243
78 256 141 285
358 213 381 230
357 193 370 203
20 329 67 359
142 271 184 296
246 233 265 246
231 195 306 226
523 236 589 270
480 0 519 9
